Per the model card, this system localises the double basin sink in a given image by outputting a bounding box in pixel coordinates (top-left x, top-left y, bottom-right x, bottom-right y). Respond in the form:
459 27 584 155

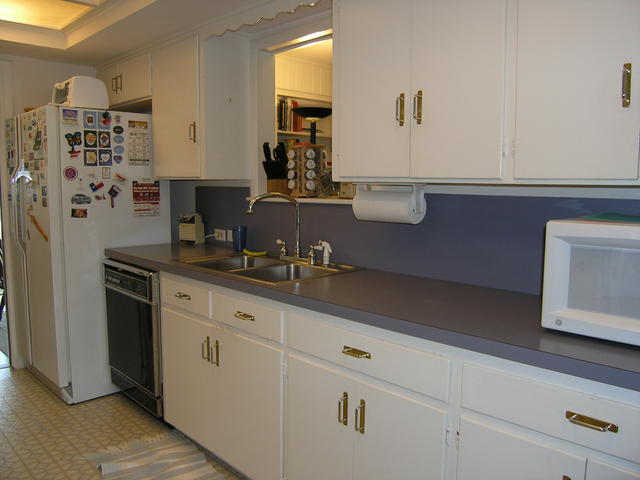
181 253 356 285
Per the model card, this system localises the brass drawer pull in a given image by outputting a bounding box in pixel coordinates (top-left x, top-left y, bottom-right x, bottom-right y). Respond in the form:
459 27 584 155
565 411 618 433
175 291 191 300
210 339 220 367
201 336 211 362
622 63 631 107
338 392 349 426
342 346 371 359
413 89 423 124
395 93 405 126
354 399 366 434
234 311 255 322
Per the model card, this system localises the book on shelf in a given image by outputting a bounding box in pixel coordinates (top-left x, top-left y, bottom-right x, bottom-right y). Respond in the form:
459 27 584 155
277 97 303 132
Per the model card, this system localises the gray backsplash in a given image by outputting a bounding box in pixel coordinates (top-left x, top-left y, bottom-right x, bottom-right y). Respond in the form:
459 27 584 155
186 186 640 295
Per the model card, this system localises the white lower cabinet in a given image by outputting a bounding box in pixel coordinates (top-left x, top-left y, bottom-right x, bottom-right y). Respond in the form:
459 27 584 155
286 354 447 480
162 307 217 449
160 274 640 480
457 417 586 480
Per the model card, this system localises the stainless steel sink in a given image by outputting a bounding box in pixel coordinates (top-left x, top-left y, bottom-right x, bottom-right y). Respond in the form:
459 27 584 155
180 254 356 285
233 262 352 284
182 255 285 271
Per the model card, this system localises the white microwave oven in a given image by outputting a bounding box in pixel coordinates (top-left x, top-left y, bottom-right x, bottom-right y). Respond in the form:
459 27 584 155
541 215 640 346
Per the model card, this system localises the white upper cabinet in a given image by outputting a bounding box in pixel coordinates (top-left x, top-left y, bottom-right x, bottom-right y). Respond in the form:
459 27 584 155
152 35 200 178
152 33 250 180
513 0 640 180
409 0 506 179
334 0 412 178
276 55 332 102
333 0 506 181
96 53 151 107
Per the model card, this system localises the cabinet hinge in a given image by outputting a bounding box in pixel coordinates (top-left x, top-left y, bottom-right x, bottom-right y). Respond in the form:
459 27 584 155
281 363 288 378
455 430 460 450
511 139 516 158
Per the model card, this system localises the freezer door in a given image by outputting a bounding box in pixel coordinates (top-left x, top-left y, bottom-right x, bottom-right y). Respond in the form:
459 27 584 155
20 106 71 389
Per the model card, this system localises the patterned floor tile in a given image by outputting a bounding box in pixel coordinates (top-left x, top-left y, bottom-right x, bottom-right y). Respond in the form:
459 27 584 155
0 368 244 479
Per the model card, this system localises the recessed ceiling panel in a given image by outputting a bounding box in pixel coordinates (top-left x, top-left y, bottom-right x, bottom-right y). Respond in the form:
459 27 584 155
0 0 98 30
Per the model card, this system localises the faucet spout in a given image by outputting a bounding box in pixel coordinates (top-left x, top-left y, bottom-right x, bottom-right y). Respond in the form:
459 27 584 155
246 193 301 258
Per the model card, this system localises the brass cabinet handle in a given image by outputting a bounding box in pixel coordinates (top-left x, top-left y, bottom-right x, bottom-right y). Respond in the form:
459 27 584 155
342 346 371 359
211 339 220 367
174 291 191 300
111 77 118 93
565 411 618 433
354 399 366 434
188 121 197 143
413 90 423 124
622 63 632 107
116 74 123 93
201 336 211 362
234 311 255 322
395 93 405 126
338 392 349 426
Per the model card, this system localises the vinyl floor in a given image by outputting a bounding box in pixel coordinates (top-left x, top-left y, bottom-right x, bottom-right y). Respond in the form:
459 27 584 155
0 368 244 479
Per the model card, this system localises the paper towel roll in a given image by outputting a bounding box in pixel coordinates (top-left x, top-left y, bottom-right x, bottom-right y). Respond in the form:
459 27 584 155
352 186 426 224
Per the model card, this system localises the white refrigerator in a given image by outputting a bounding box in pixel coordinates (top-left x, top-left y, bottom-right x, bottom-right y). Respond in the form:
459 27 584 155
3 105 170 403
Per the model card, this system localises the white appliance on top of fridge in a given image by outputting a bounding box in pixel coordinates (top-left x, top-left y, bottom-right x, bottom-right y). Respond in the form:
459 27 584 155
4 104 170 403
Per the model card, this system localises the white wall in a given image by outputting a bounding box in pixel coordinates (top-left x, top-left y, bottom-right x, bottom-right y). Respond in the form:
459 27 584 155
0 54 95 115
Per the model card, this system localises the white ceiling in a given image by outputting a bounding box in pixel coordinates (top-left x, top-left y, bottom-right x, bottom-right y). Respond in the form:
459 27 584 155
0 0 331 66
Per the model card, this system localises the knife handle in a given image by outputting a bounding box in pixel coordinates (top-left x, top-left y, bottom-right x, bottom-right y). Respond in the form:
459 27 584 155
263 142 272 162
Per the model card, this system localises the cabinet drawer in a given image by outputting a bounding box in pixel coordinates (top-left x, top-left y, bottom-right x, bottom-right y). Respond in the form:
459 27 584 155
213 292 283 342
160 274 211 319
287 313 450 402
461 363 640 463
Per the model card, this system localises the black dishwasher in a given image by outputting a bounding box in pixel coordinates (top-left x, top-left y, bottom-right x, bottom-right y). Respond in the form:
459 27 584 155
103 259 162 416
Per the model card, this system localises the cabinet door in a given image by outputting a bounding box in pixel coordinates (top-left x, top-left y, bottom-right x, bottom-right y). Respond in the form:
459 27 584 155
286 355 354 480
457 417 586 480
213 328 283 480
333 0 411 178
409 0 506 179
514 0 640 180
118 53 151 104
152 35 200 178
161 307 217 448
352 379 447 480
96 63 119 107
587 459 640 480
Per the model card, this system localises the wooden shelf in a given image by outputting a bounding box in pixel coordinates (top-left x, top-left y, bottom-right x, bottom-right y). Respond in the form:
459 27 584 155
277 130 331 139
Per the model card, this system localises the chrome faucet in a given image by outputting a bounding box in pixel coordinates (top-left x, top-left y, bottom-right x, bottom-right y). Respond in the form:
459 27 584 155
246 192 301 258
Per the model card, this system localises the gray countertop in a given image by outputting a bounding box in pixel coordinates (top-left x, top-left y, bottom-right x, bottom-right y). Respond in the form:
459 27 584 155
105 243 640 392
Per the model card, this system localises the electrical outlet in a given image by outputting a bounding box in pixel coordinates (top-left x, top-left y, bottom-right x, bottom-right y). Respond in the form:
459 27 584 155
214 228 226 241
226 229 233 243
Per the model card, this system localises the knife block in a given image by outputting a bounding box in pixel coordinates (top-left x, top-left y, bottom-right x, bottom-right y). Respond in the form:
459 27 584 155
267 179 289 194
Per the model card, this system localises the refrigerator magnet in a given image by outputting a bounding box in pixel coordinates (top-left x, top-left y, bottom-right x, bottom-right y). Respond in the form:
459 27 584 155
98 132 110 148
83 111 97 129
99 111 112 129
89 181 104 192
114 155 123 164
108 184 121 208
101 167 111 179
84 149 97 166
113 135 124 145
65 132 81 157
84 130 97 148
113 125 124 134
62 109 78 124
114 146 125 154
98 150 112 166
114 173 127 183
63 166 78 181
71 193 92 205
71 208 87 218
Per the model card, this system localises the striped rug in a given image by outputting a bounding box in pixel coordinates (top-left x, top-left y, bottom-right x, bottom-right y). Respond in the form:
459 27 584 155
85 431 223 479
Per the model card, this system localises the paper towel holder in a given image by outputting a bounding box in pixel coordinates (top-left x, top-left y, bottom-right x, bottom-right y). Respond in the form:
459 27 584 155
355 183 428 216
